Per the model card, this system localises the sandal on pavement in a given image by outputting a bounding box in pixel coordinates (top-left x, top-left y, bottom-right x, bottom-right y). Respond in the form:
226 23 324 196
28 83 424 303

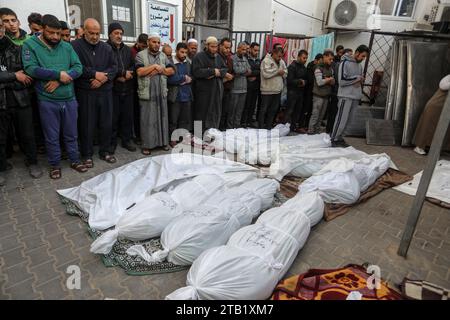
100 154 117 164
49 167 62 180
71 162 88 173
83 159 94 169
141 149 151 156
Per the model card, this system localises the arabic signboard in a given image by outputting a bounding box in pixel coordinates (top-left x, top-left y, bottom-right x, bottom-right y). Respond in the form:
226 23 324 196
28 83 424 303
148 0 178 50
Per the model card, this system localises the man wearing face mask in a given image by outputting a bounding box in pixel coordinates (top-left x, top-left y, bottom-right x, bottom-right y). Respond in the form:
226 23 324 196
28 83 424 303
71 18 118 168
23 14 86 180
0 17 42 186
107 22 136 153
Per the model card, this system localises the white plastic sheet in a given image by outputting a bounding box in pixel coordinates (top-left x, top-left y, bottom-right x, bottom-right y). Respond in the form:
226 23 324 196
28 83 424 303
394 160 450 203
166 192 324 300
57 154 255 230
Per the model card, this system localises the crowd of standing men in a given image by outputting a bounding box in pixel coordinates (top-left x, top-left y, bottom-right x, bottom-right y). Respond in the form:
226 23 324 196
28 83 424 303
0 7 369 187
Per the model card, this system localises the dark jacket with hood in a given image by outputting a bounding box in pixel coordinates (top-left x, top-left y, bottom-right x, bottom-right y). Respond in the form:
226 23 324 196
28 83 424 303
71 37 118 92
107 40 135 94
6 29 30 46
0 36 31 109
247 55 261 91
287 60 308 92
338 54 364 100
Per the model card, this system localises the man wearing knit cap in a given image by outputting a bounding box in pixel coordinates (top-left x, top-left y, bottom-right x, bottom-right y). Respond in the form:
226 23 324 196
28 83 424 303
135 32 175 155
192 36 228 131
107 22 136 153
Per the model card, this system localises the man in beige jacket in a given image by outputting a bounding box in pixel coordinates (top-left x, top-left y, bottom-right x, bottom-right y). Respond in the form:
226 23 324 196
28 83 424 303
259 47 287 129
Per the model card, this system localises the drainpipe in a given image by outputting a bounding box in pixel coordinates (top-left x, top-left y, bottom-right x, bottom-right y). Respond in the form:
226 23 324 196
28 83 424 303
229 0 235 37
64 0 69 24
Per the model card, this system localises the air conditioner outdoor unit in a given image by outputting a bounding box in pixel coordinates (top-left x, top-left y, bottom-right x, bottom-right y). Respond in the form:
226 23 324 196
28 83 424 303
326 0 378 30
429 1 450 23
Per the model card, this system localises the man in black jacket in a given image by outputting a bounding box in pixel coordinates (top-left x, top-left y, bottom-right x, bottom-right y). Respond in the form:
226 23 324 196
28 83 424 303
285 50 308 132
241 42 261 128
107 23 136 153
72 18 118 168
0 18 42 186
327 46 345 134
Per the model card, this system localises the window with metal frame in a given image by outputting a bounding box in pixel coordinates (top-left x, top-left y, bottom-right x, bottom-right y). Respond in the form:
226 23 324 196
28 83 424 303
207 0 230 23
68 0 142 42
376 0 417 18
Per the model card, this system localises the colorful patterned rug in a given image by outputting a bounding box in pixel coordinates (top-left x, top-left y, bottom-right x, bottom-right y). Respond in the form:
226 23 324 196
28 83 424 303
60 196 188 275
271 264 403 300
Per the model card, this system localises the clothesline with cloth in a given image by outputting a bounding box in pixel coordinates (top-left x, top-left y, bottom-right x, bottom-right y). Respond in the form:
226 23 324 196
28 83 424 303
267 33 335 65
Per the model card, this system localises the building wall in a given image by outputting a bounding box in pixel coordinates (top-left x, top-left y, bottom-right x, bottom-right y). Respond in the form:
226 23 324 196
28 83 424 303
0 0 68 34
1 0 183 46
232 0 438 49
335 0 440 50
232 0 327 36
272 0 328 36
232 0 273 31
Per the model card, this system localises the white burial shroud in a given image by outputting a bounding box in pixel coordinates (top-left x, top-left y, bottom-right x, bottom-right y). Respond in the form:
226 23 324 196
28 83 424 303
166 192 324 300
89 171 258 255
126 179 280 266
57 154 256 230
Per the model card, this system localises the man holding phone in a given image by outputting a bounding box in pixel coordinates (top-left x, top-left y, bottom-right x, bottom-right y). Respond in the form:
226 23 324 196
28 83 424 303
108 22 136 153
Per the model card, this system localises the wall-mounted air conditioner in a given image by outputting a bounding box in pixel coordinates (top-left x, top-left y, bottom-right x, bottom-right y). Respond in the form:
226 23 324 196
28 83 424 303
326 0 379 30
429 1 450 23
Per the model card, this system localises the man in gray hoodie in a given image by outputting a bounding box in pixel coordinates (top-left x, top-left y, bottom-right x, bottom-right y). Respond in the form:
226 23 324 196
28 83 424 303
331 45 369 146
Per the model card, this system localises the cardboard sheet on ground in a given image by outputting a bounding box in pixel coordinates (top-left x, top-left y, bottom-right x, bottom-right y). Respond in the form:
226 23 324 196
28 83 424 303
394 160 450 204
57 154 256 230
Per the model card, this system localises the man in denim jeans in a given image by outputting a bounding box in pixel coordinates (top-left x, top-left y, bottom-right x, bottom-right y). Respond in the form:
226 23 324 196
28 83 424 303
22 15 87 179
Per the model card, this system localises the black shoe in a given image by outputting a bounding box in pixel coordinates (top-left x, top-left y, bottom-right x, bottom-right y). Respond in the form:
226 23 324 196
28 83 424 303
133 138 142 146
28 164 43 179
122 142 137 152
110 145 117 156
6 162 13 171
37 145 46 155
332 140 350 148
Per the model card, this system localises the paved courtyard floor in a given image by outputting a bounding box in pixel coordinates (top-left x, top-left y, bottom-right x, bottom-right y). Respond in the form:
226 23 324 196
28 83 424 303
1 137 449 299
